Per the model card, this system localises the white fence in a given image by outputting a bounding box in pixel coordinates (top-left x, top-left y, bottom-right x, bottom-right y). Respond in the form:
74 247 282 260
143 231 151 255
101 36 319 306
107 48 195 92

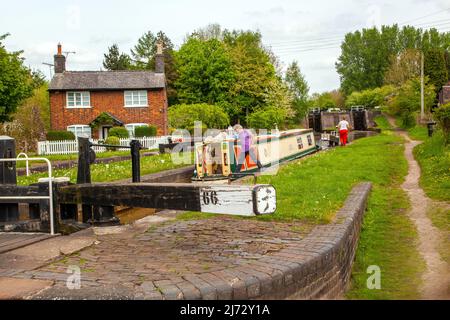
37 136 170 155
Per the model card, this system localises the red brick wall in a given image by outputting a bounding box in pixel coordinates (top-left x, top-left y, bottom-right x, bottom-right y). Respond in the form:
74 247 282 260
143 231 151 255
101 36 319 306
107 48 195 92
49 89 168 137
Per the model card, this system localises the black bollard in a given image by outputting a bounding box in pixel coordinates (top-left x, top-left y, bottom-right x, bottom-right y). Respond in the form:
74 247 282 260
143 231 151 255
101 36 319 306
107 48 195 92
77 137 93 223
427 121 437 137
0 136 19 221
130 140 142 183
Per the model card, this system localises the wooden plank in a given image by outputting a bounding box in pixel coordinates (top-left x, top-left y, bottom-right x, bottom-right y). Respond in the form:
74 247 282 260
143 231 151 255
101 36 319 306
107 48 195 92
58 183 277 216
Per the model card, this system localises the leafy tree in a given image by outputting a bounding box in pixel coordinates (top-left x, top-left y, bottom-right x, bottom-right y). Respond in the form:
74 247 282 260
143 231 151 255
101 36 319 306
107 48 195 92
168 103 230 129
329 89 345 108
103 44 132 70
285 61 309 121
0 33 33 122
384 49 421 86
424 49 448 93
336 25 450 95
174 37 235 106
390 77 435 127
223 30 277 121
246 106 287 130
131 31 174 69
0 88 47 152
309 92 336 109
346 86 395 108
433 102 450 144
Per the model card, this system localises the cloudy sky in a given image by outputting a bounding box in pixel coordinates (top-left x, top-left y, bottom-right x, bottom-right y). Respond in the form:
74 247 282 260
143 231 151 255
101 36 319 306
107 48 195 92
1 0 449 93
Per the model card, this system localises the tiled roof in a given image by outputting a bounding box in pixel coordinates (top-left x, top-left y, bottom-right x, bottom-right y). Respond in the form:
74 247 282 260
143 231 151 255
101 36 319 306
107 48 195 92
49 71 165 91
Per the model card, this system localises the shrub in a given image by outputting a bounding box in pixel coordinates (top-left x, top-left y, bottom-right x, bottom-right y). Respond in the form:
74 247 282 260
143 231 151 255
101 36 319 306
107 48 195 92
135 125 157 137
168 103 230 129
104 136 120 151
46 130 75 141
108 126 129 138
345 85 395 108
246 106 287 129
434 103 450 144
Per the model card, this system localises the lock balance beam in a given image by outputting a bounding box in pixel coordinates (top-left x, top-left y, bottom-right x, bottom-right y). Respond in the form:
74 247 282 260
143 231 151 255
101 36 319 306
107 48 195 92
57 183 276 216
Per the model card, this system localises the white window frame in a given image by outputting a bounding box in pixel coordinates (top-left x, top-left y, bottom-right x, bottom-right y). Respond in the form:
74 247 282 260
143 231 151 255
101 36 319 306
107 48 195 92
67 125 92 138
66 91 91 108
124 90 148 108
125 123 149 138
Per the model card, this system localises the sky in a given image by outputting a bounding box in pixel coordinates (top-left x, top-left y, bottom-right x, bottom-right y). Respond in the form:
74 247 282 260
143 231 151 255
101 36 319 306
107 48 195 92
1 0 450 93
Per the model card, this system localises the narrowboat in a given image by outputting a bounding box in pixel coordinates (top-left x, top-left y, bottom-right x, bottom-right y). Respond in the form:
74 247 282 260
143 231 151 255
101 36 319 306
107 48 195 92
192 129 318 181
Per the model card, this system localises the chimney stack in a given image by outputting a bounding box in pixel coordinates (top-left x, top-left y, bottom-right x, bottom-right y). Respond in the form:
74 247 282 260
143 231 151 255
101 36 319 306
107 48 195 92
155 42 164 74
54 43 66 74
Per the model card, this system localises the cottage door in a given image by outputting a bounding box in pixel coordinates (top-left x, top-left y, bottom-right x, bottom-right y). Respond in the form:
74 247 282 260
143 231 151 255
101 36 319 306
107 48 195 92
101 126 112 139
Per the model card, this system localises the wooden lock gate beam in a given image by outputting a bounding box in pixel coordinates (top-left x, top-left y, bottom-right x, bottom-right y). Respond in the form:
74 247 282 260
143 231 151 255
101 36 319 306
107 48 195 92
57 183 277 216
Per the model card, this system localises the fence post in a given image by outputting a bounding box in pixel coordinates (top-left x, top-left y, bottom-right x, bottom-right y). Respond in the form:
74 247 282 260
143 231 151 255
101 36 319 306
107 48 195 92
77 137 93 222
0 136 19 222
130 139 142 183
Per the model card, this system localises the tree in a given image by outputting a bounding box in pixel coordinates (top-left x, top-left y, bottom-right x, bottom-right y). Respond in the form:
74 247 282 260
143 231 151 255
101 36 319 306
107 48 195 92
346 86 395 108
174 37 235 106
0 33 33 122
103 44 132 70
309 92 336 109
168 103 230 129
0 86 47 152
384 49 421 86
131 31 178 104
390 77 435 127
223 30 277 122
246 106 287 130
336 25 450 95
424 49 448 93
285 61 309 121
329 89 345 108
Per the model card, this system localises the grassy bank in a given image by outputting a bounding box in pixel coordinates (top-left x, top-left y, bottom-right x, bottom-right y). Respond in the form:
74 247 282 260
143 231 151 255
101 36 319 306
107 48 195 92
181 133 408 224
427 204 450 265
346 185 425 299
413 131 450 201
17 152 191 185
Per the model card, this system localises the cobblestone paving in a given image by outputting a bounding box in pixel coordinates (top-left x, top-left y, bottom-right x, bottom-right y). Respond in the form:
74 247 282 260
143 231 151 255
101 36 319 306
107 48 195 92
27 216 314 298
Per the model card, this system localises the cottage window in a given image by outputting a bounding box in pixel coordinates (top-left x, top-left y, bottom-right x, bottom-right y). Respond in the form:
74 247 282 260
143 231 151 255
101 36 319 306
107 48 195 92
67 125 92 138
124 91 148 107
125 123 149 137
67 92 91 108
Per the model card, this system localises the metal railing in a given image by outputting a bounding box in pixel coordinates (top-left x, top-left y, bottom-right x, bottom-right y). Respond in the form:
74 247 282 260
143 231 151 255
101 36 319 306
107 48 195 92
0 157 55 235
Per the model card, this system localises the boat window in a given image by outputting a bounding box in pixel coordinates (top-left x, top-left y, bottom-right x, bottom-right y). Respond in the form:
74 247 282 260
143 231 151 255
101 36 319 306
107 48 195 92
297 136 304 149
307 135 313 146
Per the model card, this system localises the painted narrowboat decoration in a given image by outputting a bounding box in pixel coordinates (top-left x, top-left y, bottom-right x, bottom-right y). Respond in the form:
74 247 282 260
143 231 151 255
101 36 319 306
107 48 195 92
193 129 318 181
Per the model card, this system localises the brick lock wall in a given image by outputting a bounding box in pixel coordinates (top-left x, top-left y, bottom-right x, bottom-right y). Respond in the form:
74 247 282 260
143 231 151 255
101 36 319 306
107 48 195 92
49 89 168 137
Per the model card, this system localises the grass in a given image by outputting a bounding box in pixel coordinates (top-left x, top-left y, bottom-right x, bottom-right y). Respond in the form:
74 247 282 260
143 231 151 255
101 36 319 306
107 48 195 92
180 133 408 224
374 115 392 130
413 131 450 201
407 126 429 141
17 152 192 185
426 204 450 265
347 185 425 299
15 149 153 168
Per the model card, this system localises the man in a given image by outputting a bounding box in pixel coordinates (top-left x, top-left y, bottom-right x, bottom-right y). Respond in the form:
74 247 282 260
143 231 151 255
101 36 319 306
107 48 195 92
336 117 351 146
234 124 262 173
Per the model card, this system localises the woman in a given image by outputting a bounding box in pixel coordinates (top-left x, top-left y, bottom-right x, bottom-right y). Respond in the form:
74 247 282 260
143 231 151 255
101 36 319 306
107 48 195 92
336 117 351 146
233 124 262 172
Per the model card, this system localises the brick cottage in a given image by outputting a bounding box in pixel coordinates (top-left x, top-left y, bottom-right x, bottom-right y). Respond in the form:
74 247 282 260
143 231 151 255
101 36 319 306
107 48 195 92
439 81 450 106
48 44 168 139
